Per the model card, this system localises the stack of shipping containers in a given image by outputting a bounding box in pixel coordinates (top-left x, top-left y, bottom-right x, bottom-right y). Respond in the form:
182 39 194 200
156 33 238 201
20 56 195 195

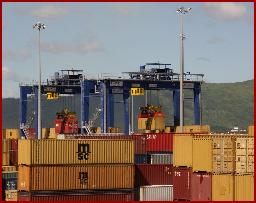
173 125 254 201
17 139 135 201
2 129 20 201
135 133 173 201
173 126 212 201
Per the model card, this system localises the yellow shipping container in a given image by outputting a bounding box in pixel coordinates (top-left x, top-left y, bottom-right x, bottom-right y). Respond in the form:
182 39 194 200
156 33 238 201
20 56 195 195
154 117 165 130
5 190 18 201
2 139 10 166
192 136 212 172
248 125 254 137
173 135 192 167
5 129 20 139
234 175 254 201
175 125 210 133
18 139 134 165
138 118 148 130
42 128 50 139
2 129 6 139
212 136 234 173
2 166 16 172
212 174 233 201
48 128 57 139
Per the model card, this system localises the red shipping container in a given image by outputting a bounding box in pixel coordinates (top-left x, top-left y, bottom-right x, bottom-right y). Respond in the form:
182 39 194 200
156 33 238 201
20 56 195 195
145 133 173 152
9 139 18 165
64 117 78 134
131 134 147 154
55 118 64 134
18 191 134 201
173 167 211 201
135 164 173 187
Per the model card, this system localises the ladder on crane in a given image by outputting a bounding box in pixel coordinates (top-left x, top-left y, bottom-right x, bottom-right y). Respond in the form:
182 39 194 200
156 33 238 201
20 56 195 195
20 111 36 139
82 107 102 134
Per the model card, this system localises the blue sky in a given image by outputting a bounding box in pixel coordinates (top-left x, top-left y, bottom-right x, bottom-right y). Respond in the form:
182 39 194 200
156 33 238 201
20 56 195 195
2 2 254 98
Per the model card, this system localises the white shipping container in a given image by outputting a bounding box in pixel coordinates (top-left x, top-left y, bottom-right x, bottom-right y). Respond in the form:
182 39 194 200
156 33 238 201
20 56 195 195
139 185 173 201
149 153 172 164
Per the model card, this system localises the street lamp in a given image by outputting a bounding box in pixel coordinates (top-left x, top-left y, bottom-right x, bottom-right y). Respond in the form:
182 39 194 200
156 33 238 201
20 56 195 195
33 22 46 140
176 7 191 133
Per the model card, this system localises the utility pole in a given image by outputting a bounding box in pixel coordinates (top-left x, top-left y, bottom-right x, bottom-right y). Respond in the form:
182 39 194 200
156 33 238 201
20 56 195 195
176 7 191 133
33 22 46 140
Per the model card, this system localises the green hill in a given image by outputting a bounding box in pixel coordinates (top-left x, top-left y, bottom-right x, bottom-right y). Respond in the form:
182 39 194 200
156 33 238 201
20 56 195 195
2 80 254 133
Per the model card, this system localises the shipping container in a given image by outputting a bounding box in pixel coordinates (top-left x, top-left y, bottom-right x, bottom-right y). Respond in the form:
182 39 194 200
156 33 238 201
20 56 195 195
2 139 10 166
2 171 18 190
145 133 173 152
212 174 233 201
5 129 20 139
139 185 173 201
10 139 18 166
175 125 210 133
173 167 211 201
135 164 173 187
131 134 147 154
18 139 134 165
212 135 234 173
248 125 254 137
147 153 172 164
18 191 134 201
135 154 147 164
42 128 50 139
18 164 134 191
2 166 16 172
48 128 57 139
2 129 6 139
173 135 192 167
234 174 254 201
192 136 212 172
5 190 17 201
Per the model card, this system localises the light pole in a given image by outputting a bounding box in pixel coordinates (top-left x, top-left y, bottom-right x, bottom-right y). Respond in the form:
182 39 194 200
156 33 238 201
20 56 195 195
176 7 191 133
33 22 46 140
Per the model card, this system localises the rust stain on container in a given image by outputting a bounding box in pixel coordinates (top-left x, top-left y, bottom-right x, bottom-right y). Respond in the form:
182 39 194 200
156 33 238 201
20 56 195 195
173 135 192 167
135 164 173 187
212 174 233 201
192 136 212 172
234 174 254 201
18 139 134 165
18 191 134 201
18 165 134 191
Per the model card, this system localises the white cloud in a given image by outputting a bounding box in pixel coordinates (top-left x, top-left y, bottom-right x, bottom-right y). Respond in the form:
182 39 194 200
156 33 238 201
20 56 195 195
41 40 104 54
30 5 69 19
2 66 20 82
203 3 247 21
3 49 31 62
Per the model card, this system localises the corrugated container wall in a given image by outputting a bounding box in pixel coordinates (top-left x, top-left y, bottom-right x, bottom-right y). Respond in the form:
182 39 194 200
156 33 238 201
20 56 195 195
18 191 134 201
173 135 192 167
135 164 173 187
18 139 134 165
18 165 134 191
131 134 147 154
2 139 10 165
145 133 173 152
148 153 172 164
10 139 18 166
5 190 17 201
212 174 233 201
248 125 254 136
234 174 254 201
192 136 212 172
5 129 20 139
139 185 173 201
212 135 234 173
247 137 254 173
134 154 147 164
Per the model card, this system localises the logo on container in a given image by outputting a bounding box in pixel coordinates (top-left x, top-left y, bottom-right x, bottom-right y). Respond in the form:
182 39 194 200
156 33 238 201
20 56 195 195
78 172 88 185
76 143 91 160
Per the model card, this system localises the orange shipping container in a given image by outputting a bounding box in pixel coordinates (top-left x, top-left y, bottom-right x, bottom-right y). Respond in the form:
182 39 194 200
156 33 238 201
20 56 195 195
248 125 254 137
18 164 134 191
18 139 134 165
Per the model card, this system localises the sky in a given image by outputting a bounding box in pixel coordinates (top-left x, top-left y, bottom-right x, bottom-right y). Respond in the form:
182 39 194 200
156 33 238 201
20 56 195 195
2 2 254 98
